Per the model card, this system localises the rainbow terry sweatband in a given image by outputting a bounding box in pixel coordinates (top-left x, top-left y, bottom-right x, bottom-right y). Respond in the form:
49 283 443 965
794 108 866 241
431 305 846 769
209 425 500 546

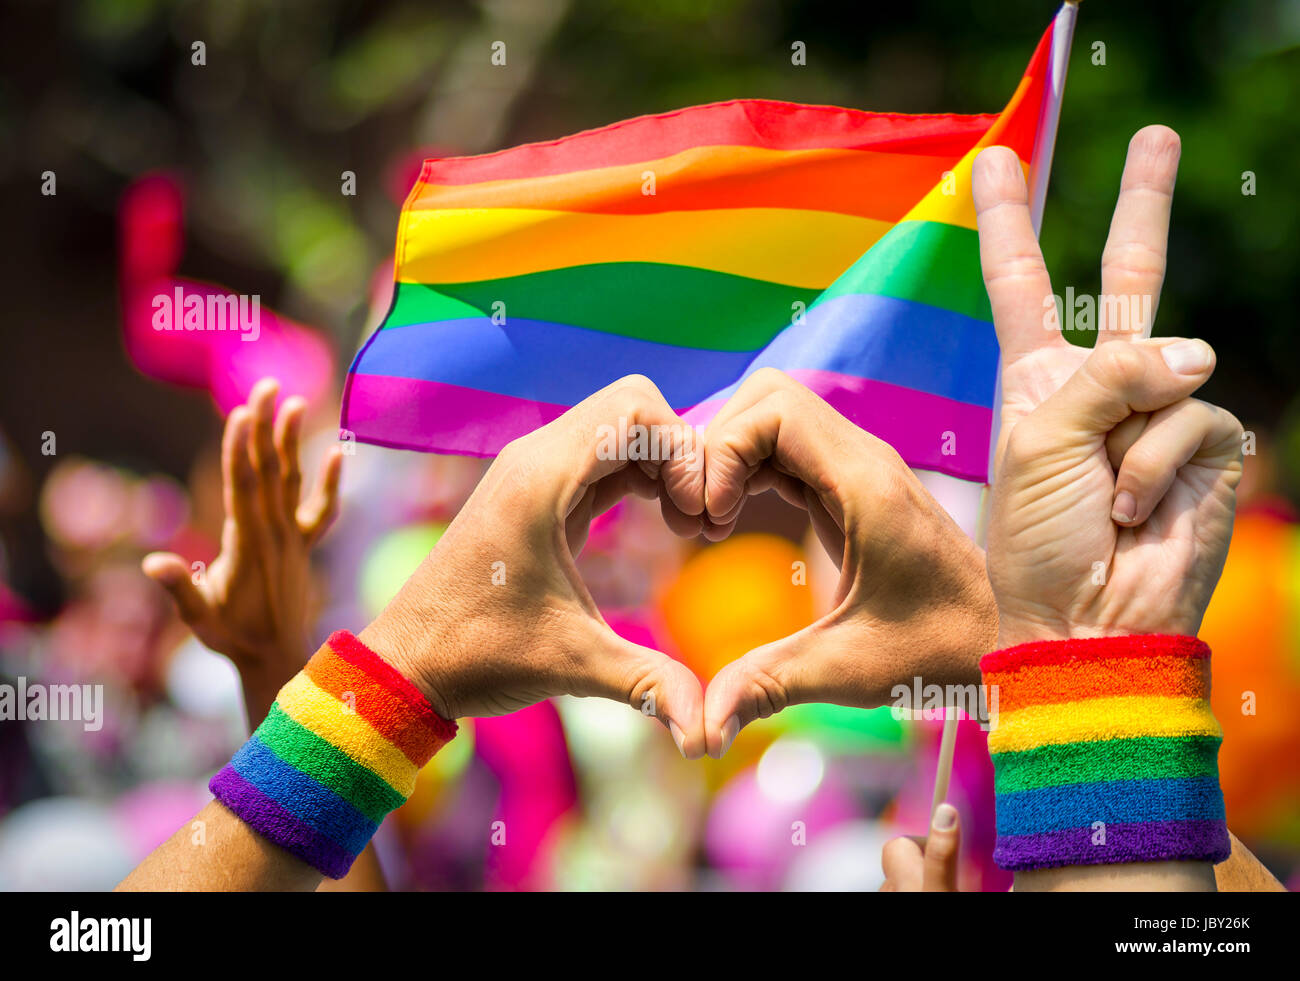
982 634 1229 871
210 630 456 878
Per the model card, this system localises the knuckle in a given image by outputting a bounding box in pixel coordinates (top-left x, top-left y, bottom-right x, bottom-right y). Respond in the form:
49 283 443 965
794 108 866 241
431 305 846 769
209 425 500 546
846 437 906 501
736 368 807 408
1092 342 1147 389
234 464 259 494
616 373 661 402
1101 240 1166 280
1221 408 1245 441
983 252 1046 285
492 434 534 477
764 387 800 418
736 661 791 719
864 432 906 472
1212 405 1246 458
494 436 522 466
750 366 793 390
1118 442 1164 483
714 424 749 460
609 374 666 419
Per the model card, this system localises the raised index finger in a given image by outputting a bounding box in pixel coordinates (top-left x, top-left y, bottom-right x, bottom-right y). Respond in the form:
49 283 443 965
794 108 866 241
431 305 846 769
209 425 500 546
972 146 1064 367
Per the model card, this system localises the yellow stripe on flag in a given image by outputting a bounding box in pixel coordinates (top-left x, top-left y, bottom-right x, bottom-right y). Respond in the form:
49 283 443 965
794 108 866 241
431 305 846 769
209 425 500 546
397 207 894 288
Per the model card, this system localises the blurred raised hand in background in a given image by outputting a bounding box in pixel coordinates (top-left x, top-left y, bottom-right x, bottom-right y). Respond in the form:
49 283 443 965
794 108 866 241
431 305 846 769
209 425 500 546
141 378 342 725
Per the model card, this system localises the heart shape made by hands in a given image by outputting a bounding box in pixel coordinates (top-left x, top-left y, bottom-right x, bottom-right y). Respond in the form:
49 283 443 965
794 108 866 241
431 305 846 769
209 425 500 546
518 370 995 760
359 370 994 763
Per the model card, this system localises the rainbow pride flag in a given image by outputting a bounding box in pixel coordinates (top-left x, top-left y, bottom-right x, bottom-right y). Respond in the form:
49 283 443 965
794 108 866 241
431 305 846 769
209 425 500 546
343 20 1061 481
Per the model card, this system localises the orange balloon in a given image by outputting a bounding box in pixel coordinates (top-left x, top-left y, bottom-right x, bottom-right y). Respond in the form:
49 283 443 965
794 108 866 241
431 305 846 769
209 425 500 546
658 534 814 681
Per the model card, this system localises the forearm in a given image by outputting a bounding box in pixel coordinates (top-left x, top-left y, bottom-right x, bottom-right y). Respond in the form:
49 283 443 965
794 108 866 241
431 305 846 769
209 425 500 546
1012 834 1281 892
117 800 323 891
119 629 454 892
1016 861 1215 892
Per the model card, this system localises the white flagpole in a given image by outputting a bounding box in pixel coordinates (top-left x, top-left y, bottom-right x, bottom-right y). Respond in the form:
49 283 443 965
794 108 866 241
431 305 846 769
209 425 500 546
1029 1 1079 235
931 1 1078 821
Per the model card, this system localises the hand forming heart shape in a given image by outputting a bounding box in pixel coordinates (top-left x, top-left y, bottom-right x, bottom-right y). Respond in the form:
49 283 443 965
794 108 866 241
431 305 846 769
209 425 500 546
694 369 997 757
361 368 997 761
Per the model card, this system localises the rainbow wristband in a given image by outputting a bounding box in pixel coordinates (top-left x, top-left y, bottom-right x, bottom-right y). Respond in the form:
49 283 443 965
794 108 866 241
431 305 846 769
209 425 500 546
981 634 1229 871
210 630 457 878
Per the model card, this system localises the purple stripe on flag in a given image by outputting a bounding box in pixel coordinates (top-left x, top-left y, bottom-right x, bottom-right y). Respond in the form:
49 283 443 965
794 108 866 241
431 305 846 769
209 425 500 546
341 370 991 481
993 819 1231 871
342 373 569 457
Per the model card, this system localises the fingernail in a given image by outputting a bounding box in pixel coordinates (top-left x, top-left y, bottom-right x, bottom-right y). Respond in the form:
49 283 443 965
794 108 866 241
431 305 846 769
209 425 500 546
932 802 958 831
669 720 687 759
719 715 739 757
1161 339 1211 375
1111 490 1137 524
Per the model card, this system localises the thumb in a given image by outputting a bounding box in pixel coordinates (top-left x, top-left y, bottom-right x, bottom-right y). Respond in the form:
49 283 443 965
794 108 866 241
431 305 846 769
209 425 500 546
923 802 962 892
880 836 926 892
702 629 819 758
581 626 707 760
141 552 209 625
1033 337 1215 441
703 618 880 758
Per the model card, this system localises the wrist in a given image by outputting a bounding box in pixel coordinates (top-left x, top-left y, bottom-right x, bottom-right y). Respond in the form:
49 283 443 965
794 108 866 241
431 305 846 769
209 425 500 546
966 586 1000 668
357 604 458 721
210 631 456 879
995 615 1140 649
1014 861 1217 892
937 566 999 684
873 586 998 709
934 597 1000 689
981 634 1228 873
